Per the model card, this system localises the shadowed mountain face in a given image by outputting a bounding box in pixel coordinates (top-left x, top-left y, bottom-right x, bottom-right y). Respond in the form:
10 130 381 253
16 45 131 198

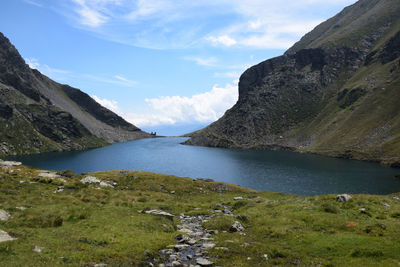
0 33 149 156
186 0 400 166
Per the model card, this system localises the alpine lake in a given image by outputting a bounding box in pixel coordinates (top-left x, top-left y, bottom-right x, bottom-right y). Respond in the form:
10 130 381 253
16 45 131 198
7 137 400 196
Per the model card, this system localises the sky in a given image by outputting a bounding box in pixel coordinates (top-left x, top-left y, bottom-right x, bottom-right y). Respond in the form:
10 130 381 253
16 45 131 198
0 0 357 135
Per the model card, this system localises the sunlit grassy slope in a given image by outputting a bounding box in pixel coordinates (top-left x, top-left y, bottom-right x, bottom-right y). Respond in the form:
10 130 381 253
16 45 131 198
0 164 399 266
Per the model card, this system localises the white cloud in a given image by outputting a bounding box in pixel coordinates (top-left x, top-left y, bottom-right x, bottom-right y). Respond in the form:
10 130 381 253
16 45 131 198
206 35 237 47
24 0 43 7
91 81 238 127
113 75 137 86
184 56 218 67
83 74 137 87
214 72 241 79
25 57 40 69
55 0 357 49
92 95 122 114
131 82 238 126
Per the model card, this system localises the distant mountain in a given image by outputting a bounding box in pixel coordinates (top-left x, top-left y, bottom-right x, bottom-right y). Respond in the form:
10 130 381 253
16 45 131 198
186 0 400 166
0 32 149 156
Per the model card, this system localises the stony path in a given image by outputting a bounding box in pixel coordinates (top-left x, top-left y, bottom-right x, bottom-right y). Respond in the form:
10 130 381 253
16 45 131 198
150 205 237 267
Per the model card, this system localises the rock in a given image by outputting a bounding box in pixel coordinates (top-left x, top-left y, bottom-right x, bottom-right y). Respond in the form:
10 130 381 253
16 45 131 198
145 209 174 219
0 230 16 242
336 194 352 202
196 258 213 266
53 186 64 193
99 181 114 188
15 206 26 210
174 244 190 251
393 196 400 200
263 254 269 261
229 221 245 232
171 261 181 266
81 176 101 185
0 160 21 167
360 208 366 213
233 197 244 200
33 246 43 253
38 171 60 178
176 234 189 243
93 264 108 267
383 203 390 208
202 243 216 249
170 191 175 194
0 210 11 221
214 247 229 251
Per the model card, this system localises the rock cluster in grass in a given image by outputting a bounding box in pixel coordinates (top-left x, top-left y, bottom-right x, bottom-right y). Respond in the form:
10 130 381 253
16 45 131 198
80 176 116 188
151 205 242 267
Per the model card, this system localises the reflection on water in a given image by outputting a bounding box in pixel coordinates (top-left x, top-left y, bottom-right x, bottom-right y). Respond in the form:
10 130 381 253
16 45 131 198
7 137 400 196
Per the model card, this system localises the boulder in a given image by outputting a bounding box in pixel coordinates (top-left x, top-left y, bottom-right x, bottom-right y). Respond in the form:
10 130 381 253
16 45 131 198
0 160 22 167
144 209 174 219
80 176 101 185
0 210 11 221
230 221 245 232
196 257 214 266
0 230 16 242
336 194 352 202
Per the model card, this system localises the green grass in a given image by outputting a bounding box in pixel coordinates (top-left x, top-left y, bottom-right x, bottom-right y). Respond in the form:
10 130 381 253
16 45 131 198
0 165 399 266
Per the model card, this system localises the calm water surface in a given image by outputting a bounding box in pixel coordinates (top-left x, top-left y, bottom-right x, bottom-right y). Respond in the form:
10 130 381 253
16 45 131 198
8 137 400 195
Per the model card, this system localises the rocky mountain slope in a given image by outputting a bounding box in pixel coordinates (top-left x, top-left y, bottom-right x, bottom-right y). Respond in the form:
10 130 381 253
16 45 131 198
0 33 149 156
186 0 400 166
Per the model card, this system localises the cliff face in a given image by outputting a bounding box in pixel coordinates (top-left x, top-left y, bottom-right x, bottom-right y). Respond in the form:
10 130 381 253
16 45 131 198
186 0 400 166
0 33 149 156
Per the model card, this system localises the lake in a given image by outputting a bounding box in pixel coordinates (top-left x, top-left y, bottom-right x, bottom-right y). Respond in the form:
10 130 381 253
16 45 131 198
7 137 400 195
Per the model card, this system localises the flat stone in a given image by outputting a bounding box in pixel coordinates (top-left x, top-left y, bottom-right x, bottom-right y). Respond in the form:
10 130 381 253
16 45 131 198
99 181 114 188
0 160 21 167
336 194 352 202
81 176 101 185
233 197 244 200
171 261 181 266
33 246 43 253
53 186 64 193
174 244 190 251
202 243 216 249
15 206 26 210
0 230 16 242
145 209 174 219
196 258 213 266
214 247 229 251
38 171 60 178
0 210 11 221
230 221 245 232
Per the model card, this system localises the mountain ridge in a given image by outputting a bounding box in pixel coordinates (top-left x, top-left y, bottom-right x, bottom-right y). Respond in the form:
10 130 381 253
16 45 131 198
185 0 400 166
0 32 149 156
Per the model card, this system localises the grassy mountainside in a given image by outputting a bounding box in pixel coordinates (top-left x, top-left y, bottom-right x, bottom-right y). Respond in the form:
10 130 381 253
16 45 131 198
185 0 400 166
0 33 149 157
0 162 399 266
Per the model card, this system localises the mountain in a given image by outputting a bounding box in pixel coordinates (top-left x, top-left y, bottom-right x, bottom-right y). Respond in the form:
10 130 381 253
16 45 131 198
0 32 149 156
185 0 400 166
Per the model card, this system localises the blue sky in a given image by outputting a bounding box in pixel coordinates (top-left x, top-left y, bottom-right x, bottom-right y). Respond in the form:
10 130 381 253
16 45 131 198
1 0 357 135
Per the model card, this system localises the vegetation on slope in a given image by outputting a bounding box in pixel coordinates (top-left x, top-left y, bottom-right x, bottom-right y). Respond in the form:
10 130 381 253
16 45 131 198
186 0 400 166
0 163 399 266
